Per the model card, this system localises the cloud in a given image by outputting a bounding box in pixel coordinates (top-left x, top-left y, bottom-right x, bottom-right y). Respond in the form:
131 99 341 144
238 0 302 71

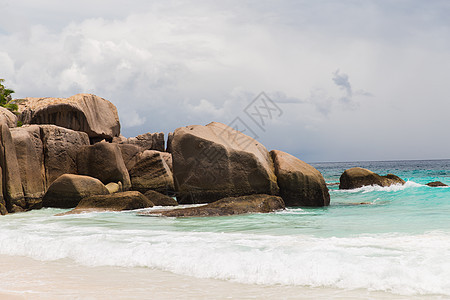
332 69 353 102
1 0 450 161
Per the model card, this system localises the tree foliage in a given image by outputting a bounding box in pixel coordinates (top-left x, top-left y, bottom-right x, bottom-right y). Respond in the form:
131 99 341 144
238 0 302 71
0 78 19 112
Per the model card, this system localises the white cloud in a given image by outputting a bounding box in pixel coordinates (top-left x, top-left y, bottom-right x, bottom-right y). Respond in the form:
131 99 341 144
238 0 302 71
1 0 450 161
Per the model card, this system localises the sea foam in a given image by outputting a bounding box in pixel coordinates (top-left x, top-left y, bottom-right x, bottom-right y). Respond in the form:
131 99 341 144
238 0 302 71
1 211 450 296
335 180 423 194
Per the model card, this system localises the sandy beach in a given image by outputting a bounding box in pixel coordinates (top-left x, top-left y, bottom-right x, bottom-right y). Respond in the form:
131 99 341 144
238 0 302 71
0 254 445 300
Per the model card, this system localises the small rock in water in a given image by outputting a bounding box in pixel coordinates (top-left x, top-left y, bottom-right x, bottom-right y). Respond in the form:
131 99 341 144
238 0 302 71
426 181 448 187
339 167 405 189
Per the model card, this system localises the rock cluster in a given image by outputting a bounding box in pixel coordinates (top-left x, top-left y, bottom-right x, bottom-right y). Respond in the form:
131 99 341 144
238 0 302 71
1 93 331 216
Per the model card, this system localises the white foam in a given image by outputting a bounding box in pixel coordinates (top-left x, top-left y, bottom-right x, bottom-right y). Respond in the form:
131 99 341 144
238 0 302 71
1 213 450 296
336 181 423 194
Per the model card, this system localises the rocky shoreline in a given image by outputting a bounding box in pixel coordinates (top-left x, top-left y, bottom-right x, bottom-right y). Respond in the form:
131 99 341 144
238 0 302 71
2 93 437 217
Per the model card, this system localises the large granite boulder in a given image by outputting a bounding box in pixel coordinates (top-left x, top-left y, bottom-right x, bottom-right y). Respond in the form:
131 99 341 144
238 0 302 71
0 107 17 128
339 167 406 189
0 123 26 212
143 190 178 206
77 142 131 190
172 122 279 204
129 150 174 194
118 144 142 170
10 127 46 208
42 174 109 208
40 125 90 186
63 191 154 215
18 93 120 142
270 150 330 207
149 194 285 217
9 124 89 190
14 126 45 185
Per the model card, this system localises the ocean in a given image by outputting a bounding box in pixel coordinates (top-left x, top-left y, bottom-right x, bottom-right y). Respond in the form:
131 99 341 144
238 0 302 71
0 159 449 299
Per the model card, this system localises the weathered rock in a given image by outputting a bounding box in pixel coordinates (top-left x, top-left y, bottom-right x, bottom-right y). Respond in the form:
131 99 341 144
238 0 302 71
40 125 90 186
143 190 178 206
77 142 131 190
10 127 46 208
172 122 279 204
151 194 284 217
114 132 165 152
129 132 165 151
270 150 330 207
112 135 128 144
63 191 153 214
0 123 26 212
166 132 173 152
18 93 120 142
15 125 45 187
105 182 122 194
0 203 7 215
160 152 173 172
339 167 406 189
118 144 142 170
42 174 109 208
129 150 174 194
426 181 448 187
0 107 17 128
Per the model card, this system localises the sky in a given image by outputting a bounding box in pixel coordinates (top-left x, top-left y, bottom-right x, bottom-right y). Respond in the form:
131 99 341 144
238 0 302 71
1 0 449 162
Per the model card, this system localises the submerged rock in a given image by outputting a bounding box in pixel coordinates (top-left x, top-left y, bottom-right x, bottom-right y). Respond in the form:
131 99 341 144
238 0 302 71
172 122 279 204
152 194 284 217
63 191 154 214
339 167 405 189
271 150 330 207
143 190 178 206
42 174 109 208
426 181 448 187
18 93 120 142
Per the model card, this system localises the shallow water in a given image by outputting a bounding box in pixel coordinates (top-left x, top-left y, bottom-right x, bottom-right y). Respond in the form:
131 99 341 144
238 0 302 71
0 159 449 298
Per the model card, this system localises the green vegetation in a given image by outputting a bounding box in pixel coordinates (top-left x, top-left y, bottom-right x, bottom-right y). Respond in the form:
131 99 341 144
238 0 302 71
0 78 19 112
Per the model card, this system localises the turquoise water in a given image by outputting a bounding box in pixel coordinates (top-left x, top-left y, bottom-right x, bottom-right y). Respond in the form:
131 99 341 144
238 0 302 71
0 159 449 296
